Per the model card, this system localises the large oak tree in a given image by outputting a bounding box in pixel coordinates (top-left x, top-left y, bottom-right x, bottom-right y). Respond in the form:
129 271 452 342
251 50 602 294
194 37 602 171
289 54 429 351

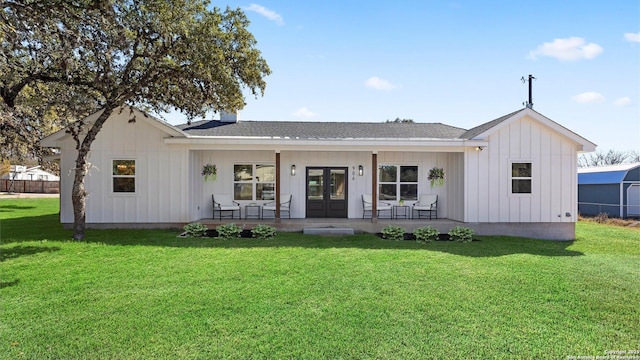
1 0 270 240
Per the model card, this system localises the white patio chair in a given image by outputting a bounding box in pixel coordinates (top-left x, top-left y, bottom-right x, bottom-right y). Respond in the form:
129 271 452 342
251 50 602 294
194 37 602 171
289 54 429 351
262 194 292 219
361 194 393 219
212 194 241 220
412 194 438 219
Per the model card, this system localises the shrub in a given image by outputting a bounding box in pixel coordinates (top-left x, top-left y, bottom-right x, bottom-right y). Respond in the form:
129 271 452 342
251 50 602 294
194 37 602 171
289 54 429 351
382 225 405 241
251 224 277 240
448 226 474 242
414 226 439 243
216 223 242 239
183 222 208 237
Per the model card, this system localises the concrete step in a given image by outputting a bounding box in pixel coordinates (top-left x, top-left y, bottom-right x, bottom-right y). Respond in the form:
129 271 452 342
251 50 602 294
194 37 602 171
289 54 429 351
303 227 355 236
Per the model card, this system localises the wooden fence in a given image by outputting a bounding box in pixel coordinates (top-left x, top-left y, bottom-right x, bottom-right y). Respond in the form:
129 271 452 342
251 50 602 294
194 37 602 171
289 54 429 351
1 179 60 194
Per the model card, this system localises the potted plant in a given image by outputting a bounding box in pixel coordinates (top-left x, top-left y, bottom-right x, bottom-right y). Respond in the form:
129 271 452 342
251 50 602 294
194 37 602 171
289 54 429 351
399 199 405 206
202 163 217 182
428 167 445 187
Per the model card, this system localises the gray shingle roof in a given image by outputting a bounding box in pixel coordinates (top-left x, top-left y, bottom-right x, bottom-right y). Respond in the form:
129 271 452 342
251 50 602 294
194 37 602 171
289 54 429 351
460 108 525 140
177 120 468 139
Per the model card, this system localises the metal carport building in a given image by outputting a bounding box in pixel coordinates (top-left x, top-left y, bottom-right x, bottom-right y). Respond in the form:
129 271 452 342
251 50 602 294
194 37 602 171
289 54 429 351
578 163 640 218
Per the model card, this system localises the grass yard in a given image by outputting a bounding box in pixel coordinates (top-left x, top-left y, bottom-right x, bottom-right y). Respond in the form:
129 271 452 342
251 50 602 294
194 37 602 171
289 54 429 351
1 198 639 359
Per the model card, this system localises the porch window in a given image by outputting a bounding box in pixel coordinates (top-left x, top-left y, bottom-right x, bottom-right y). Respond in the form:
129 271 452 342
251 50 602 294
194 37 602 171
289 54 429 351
511 162 532 194
378 165 418 201
112 160 135 193
233 164 275 201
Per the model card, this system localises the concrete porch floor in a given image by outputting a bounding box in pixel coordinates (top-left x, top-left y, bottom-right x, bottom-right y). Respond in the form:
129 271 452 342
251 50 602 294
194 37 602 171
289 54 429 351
197 217 464 234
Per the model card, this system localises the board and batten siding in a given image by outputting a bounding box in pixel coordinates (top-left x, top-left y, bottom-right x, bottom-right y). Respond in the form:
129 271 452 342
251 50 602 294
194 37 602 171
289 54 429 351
445 152 465 222
377 152 453 220
193 150 278 220
464 115 578 223
58 110 189 224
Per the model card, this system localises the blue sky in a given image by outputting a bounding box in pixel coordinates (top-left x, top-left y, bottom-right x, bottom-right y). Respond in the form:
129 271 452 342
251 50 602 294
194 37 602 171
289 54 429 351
166 1 639 152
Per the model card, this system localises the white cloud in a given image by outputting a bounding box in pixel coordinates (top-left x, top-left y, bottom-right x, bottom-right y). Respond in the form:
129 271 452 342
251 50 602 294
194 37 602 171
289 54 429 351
244 4 284 26
365 76 397 91
624 32 640 43
293 107 317 119
572 92 605 104
528 37 603 61
614 97 632 106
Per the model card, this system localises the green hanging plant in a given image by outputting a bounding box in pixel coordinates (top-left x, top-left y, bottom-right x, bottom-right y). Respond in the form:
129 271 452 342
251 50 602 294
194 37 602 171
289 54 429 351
428 167 445 188
202 163 217 181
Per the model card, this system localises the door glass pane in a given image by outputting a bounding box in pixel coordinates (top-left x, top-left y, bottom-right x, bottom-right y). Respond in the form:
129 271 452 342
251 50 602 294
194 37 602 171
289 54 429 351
308 169 324 200
330 169 345 200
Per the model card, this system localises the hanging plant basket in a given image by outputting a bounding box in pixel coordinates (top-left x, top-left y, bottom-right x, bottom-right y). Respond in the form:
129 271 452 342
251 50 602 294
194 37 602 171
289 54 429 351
202 163 217 182
428 167 445 188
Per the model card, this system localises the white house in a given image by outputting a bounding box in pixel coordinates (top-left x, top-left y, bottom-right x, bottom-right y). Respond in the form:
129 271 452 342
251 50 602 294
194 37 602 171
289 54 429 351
2 165 60 181
41 106 596 240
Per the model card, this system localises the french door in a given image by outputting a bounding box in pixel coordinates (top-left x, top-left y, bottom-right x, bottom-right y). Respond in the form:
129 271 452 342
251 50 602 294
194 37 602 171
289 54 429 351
306 167 348 218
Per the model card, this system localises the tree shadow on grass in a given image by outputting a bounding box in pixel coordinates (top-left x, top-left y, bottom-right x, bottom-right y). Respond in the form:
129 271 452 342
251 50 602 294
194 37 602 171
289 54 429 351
0 245 61 262
0 279 20 289
1 214 70 243
0 214 584 258
85 231 585 258
426 236 584 258
0 204 37 212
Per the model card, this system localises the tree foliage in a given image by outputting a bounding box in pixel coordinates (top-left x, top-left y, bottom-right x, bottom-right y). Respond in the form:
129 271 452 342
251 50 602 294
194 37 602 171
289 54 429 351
1 0 270 240
386 117 414 123
578 149 640 168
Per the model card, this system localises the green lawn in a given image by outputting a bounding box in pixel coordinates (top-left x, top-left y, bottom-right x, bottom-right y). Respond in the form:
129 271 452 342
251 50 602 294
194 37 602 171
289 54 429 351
1 198 639 359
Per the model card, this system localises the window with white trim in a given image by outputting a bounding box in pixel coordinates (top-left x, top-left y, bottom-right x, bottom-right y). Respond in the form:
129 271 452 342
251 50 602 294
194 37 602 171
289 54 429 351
511 162 532 194
233 164 275 201
112 160 135 193
378 165 418 201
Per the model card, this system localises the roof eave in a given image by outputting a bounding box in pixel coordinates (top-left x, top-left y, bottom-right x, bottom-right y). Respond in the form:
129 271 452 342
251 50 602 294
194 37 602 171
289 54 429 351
164 136 488 152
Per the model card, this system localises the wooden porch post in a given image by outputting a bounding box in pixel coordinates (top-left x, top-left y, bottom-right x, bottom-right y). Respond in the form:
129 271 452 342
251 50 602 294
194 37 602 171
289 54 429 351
275 151 281 223
372 151 378 223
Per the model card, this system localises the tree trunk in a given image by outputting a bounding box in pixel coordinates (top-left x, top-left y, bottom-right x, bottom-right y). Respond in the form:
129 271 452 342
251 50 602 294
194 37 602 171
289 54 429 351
71 106 117 241
71 150 89 240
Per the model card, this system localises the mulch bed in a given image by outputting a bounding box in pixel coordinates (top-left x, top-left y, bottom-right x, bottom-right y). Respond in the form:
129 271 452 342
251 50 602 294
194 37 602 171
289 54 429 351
186 229 472 241
375 233 452 241
201 229 254 238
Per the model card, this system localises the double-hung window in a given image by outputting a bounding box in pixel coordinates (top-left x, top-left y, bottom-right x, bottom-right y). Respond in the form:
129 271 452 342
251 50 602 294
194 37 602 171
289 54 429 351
112 160 135 193
233 164 275 201
511 162 532 194
378 165 418 201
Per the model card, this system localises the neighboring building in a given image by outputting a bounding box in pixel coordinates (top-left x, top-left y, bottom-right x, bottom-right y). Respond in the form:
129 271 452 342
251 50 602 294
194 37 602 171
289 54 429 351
1 165 60 181
0 165 60 193
578 163 640 218
41 106 596 240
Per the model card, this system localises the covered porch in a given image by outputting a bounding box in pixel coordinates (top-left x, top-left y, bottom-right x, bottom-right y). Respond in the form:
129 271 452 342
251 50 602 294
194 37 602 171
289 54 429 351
189 148 471 222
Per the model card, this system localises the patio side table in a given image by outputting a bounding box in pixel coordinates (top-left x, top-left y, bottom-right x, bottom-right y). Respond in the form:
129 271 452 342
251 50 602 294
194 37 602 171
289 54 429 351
244 204 261 219
393 205 410 219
